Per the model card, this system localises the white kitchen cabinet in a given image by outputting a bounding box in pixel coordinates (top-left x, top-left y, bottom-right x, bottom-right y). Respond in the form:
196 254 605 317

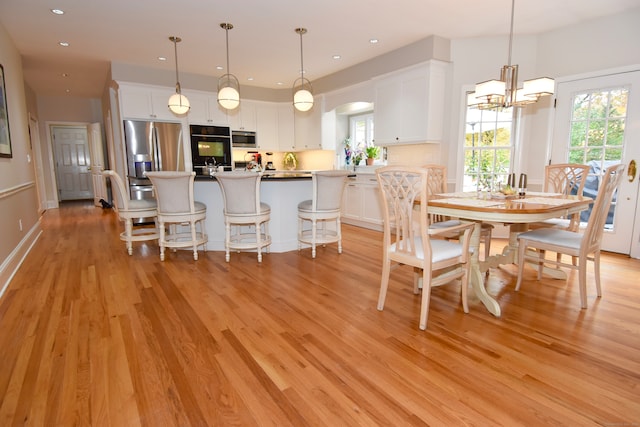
255 102 279 151
119 83 179 121
294 105 322 150
225 101 257 131
373 61 448 145
277 103 295 151
342 174 383 231
184 91 228 126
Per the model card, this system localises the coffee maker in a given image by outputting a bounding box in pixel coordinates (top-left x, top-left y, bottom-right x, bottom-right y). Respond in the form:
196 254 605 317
265 152 276 170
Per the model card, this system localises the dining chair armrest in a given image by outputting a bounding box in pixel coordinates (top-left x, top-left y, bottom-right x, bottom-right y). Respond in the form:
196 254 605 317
428 221 475 238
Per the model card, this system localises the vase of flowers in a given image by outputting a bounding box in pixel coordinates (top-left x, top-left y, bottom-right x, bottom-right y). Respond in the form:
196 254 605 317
342 137 352 166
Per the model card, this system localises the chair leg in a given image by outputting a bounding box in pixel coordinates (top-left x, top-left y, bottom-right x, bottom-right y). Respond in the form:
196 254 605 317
225 222 231 262
537 249 546 280
311 219 317 258
337 217 343 254
578 254 588 308
190 220 198 261
419 270 432 330
461 264 470 314
594 250 602 298
158 221 166 261
377 257 392 311
125 218 133 255
297 216 303 251
256 221 263 263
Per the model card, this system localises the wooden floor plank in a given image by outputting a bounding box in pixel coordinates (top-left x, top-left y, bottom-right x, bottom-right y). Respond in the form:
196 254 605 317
1 200 639 426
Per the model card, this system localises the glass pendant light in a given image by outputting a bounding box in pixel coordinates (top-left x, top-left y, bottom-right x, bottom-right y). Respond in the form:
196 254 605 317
293 27 313 112
167 36 190 115
217 23 240 110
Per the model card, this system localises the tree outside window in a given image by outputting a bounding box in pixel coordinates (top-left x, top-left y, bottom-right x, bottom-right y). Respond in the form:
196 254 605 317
463 107 515 192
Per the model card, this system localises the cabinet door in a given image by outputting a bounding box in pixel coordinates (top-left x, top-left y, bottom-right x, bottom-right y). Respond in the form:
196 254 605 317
226 102 256 131
120 86 154 119
255 104 279 151
342 181 362 220
277 104 295 151
361 183 383 225
186 92 229 126
373 77 402 144
399 74 429 142
294 106 322 150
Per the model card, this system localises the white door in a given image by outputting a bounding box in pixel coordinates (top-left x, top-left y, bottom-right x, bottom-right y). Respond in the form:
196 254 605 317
551 70 640 257
52 125 93 201
88 122 108 206
28 115 46 212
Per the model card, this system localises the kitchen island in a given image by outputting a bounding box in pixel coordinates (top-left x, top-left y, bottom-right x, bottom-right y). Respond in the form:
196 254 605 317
194 172 316 253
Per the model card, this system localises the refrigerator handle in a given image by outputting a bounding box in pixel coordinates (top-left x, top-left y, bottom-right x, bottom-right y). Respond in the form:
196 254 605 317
150 125 160 171
177 127 184 171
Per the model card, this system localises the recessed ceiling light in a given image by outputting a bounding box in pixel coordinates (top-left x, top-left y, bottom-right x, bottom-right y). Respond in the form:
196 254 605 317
59 41 70 47
332 55 341 60
61 73 69 77
247 77 254 81
158 56 167 61
216 65 223 70
65 89 70 93
369 38 379 44
276 82 284 86
50 9 64 15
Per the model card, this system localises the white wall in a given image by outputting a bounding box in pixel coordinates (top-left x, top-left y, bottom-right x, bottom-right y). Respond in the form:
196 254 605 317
0 22 41 295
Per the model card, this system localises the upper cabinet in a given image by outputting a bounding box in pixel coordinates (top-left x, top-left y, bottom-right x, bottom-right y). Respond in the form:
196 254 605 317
119 83 181 121
225 101 257 132
183 90 228 126
373 61 449 145
293 103 322 150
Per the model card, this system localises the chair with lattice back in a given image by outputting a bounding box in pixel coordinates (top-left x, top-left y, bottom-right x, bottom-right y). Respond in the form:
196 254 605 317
376 166 475 330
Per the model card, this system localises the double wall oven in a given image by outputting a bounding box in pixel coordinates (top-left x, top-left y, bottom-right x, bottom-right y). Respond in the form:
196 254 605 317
190 125 232 175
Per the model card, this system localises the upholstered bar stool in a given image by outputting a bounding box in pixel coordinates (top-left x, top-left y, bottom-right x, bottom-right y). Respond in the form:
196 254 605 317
298 170 351 258
102 170 159 255
215 171 271 262
145 171 207 261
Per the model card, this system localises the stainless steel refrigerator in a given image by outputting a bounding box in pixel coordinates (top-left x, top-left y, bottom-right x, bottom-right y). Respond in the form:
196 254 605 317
123 120 185 222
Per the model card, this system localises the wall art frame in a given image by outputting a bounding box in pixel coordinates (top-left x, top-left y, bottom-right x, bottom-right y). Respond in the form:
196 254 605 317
0 64 13 158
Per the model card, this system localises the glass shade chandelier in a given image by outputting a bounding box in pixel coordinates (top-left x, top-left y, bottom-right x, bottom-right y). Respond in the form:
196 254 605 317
467 0 554 110
293 27 314 112
217 23 240 110
167 36 190 115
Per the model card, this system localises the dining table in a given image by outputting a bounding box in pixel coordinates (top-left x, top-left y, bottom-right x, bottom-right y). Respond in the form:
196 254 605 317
426 191 593 317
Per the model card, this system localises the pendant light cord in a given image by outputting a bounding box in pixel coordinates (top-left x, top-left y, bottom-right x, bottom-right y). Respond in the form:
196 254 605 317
507 0 515 66
225 26 231 75
172 36 182 94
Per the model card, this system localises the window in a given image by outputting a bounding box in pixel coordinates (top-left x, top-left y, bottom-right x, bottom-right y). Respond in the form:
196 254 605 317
463 107 515 192
350 113 375 160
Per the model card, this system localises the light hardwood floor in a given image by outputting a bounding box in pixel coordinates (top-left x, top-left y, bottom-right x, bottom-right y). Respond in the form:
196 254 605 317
1 201 639 426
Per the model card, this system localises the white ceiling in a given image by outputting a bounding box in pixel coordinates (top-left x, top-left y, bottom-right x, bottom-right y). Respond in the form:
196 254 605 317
1 0 639 98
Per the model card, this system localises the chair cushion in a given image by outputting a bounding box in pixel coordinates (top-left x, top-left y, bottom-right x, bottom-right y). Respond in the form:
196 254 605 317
128 199 157 211
194 201 207 214
390 237 465 262
429 219 461 229
518 228 582 250
298 199 313 211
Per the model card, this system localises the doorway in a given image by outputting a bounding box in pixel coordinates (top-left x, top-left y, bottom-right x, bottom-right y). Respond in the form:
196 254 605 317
51 125 93 201
551 69 640 257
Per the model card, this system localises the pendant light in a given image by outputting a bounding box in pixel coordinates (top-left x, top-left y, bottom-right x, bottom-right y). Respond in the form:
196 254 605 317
217 23 240 110
167 36 190 115
467 0 554 109
293 27 314 112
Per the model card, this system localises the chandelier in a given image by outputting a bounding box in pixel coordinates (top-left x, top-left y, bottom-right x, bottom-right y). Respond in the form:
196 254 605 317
467 0 554 109
167 36 190 115
293 27 314 112
217 23 240 110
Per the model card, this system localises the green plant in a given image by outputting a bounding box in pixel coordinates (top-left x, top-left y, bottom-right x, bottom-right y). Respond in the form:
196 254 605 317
365 145 380 159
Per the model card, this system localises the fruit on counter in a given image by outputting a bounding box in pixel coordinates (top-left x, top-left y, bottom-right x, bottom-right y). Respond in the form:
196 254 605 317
501 185 516 195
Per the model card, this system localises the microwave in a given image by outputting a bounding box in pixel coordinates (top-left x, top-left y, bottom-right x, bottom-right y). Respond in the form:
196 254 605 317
232 130 257 148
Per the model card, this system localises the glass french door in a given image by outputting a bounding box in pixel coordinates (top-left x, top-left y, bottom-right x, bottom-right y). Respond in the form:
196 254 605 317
551 70 640 257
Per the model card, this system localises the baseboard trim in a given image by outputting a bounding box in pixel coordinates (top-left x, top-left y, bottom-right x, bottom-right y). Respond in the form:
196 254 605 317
0 221 43 299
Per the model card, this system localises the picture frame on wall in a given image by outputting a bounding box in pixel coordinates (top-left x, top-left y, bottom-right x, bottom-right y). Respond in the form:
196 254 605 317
0 64 13 158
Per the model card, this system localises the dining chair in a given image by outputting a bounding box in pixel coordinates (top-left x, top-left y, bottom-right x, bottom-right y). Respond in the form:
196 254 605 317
215 171 271 262
376 166 475 330
145 171 208 261
529 163 591 232
298 170 351 258
515 163 625 308
102 170 159 255
421 164 494 261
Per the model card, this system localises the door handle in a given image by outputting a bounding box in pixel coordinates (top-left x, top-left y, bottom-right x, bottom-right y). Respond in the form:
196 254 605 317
628 159 637 183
